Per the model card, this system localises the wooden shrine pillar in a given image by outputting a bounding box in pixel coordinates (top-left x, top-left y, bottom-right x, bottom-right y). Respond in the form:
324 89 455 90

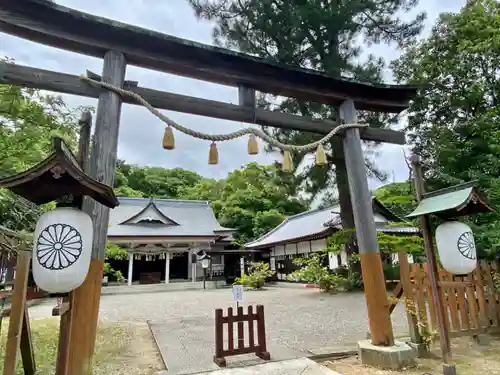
340 99 394 346
67 50 126 375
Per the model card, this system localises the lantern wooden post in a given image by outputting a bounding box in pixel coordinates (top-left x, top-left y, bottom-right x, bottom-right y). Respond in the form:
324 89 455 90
410 155 455 375
340 99 394 346
67 50 126 375
0 135 119 375
2 252 30 375
55 110 93 375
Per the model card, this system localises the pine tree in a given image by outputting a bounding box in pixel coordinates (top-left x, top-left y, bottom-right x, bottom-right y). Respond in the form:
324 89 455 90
188 0 425 256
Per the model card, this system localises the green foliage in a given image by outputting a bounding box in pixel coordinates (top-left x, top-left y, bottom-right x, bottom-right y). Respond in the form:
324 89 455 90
382 262 400 281
326 229 355 253
104 243 128 283
0 63 87 232
188 0 426 204
287 252 353 293
103 263 125 283
377 232 424 257
392 0 500 259
180 163 308 243
374 182 417 219
235 261 275 289
105 242 128 260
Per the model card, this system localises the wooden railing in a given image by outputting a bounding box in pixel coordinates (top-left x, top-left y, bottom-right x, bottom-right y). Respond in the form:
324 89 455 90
394 251 500 342
214 305 271 366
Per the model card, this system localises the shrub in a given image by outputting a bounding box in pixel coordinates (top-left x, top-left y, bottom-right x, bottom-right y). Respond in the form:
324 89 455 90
288 253 353 293
235 261 275 289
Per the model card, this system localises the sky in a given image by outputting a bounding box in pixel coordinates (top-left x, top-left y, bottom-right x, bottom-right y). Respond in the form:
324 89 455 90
0 0 465 190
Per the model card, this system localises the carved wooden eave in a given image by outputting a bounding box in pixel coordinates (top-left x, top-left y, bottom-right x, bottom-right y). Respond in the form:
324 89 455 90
0 137 119 208
0 0 417 113
407 181 495 219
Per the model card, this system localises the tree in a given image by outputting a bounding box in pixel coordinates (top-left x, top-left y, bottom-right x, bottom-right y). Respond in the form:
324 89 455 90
374 181 417 218
392 0 500 258
181 163 308 243
188 0 426 205
0 65 85 232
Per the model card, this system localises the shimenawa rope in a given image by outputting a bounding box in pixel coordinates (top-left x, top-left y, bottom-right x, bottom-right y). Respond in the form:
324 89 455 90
79 75 367 152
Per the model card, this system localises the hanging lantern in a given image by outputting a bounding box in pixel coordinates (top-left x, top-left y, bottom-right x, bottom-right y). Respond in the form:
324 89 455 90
436 221 477 275
32 207 93 293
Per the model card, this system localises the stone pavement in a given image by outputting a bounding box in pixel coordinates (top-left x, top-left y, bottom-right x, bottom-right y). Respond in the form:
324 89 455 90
27 285 409 374
149 316 306 374
181 358 342 375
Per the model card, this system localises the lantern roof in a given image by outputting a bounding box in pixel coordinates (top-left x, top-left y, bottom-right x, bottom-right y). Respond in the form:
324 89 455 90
0 137 118 208
406 181 494 219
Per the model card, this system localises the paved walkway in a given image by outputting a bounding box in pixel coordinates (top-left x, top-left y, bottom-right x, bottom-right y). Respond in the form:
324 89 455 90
183 358 342 375
28 286 408 374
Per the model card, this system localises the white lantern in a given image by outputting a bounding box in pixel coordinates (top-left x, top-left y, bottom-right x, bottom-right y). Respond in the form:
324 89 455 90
435 221 477 275
201 258 210 269
32 207 93 293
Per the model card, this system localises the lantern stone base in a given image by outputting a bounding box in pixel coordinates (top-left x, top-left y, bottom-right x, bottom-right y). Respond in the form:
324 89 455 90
358 340 416 370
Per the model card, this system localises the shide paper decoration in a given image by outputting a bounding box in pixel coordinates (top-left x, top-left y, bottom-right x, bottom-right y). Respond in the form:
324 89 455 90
435 221 477 275
80 75 369 172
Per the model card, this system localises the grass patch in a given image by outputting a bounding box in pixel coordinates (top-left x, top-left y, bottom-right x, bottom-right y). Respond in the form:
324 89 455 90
0 317 164 375
323 335 500 375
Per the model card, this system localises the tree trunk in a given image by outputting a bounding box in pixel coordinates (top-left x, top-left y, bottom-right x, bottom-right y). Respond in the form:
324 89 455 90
331 137 359 275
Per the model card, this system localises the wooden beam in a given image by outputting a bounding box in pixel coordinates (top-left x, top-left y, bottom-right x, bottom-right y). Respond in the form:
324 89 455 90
67 50 127 375
340 99 394 347
20 307 36 375
411 155 454 372
0 0 417 112
2 252 30 375
0 62 406 145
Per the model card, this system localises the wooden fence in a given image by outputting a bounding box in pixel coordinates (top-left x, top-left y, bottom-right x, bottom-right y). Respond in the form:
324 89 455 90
397 252 500 342
214 305 270 366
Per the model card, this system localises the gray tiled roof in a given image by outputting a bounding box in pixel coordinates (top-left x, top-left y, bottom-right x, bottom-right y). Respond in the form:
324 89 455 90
244 204 418 249
107 197 233 238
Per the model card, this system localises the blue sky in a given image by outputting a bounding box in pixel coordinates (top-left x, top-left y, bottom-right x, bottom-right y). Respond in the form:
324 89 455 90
0 0 465 189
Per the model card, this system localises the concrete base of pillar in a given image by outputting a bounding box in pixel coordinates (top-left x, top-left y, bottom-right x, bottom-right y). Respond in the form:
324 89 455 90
358 340 416 370
406 341 429 358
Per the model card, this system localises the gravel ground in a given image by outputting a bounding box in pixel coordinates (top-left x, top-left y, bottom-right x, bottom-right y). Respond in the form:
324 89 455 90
28 285 409 353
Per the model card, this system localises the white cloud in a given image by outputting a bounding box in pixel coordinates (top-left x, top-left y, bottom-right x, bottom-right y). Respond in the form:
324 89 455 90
0 0 466 187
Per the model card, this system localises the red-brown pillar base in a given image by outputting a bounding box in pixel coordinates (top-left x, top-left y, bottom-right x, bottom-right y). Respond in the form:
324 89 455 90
359 252 394 346
66 259 105 375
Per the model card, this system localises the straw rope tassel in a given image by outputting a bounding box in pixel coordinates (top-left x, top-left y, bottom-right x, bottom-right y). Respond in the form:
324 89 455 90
283 150 293 172
79 75 370 171
163 126 175 150
208 142 219 165
247 134 259 155
315 143 327 166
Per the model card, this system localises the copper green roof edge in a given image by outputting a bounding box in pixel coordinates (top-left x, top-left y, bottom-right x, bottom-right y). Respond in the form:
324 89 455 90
406 187 474 218
8 0 418 95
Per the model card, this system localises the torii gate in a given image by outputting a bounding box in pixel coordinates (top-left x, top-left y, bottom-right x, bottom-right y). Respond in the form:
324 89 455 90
0 1 417 374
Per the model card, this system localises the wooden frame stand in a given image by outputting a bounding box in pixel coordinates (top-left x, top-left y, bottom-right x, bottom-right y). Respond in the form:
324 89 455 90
214 305 270 367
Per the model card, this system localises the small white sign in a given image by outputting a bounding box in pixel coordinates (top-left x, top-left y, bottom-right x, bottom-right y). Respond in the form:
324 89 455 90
232 284 244 302
328 252 338 270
